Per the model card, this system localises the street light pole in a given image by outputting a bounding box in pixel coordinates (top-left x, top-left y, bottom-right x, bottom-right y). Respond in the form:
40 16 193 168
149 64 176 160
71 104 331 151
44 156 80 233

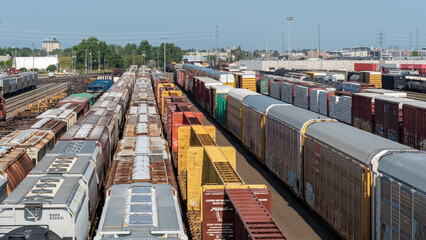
85 48 87 73
286 16 293 69
132 50 135 65
161 37 168 72
98 50 101 73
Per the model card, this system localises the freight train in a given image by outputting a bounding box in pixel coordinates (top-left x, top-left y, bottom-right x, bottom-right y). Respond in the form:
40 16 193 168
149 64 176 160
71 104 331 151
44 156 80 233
0 95 91 203
0 72 38 97
179 64 426 240
151 69 287 239
0 66 138 239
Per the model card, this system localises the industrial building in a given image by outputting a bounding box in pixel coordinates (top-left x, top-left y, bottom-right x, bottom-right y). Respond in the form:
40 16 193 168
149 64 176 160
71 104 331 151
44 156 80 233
42 38 61 52
13 55 59 70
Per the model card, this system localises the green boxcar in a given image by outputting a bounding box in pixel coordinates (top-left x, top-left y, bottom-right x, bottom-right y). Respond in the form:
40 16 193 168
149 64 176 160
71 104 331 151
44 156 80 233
67 93 95 107
216 93 227 127
256 77 270 95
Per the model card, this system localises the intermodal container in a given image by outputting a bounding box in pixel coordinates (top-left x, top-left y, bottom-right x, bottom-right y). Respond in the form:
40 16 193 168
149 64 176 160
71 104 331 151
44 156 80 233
256 77 270 94
374 96 417 142
234 72 256 92
354 63 377 72
280 82 295 104
210 85 233 120
269 81 281 99
68 93 96 107
402 101 426 150
381 75 406 90
318 90 335 116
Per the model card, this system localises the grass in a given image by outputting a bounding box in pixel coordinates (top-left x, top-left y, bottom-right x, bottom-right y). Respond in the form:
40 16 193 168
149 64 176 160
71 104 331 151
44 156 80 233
58 56 72 72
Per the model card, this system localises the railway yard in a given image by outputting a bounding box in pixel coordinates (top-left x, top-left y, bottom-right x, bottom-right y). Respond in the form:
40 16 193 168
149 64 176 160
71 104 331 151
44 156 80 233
0 64 424 240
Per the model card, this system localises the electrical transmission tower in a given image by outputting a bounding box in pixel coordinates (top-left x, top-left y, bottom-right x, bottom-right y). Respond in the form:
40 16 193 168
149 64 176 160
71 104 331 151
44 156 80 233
378 29 385 60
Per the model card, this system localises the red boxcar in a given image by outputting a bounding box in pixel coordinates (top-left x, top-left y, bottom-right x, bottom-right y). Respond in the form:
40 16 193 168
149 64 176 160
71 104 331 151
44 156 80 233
374 97 417 142
400 64 426 75
351 93 381 132
202 187 282 240
403 101 426 150
354 63 377 72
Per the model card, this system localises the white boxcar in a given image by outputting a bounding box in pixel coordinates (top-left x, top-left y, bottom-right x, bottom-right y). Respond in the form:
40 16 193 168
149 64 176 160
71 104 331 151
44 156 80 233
0 175 89 240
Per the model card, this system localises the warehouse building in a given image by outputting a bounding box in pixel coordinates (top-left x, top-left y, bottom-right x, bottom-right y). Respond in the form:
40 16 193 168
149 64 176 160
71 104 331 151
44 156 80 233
13 55 59 70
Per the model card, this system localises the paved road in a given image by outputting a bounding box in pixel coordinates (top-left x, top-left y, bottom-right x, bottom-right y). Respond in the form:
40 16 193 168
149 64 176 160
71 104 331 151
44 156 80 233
181 90 340 240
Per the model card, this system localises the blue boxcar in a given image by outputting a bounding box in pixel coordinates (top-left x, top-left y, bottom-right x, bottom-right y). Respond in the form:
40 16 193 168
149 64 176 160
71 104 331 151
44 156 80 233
87 79 112 92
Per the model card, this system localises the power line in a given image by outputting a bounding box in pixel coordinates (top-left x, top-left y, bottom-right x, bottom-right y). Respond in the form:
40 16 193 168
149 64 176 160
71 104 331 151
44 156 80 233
0 27 215 35
0 31 211 39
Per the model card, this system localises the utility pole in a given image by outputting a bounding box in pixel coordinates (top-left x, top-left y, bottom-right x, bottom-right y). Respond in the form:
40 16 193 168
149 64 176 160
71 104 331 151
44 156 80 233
98 50 100 73
85 48 87 73
132 50 135 65
318 24 321 58
266 41 268 60
89 52 92 71
215 25 219 67
282 29 285 55
209 28 212 66
286 16 294 69
161 37 168 72
157 49 159 69
410 30 412 50
416 25 419 52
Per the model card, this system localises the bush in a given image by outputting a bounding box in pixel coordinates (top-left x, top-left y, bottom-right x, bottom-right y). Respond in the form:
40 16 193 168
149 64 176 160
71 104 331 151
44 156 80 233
46 64 57 72
19 68 26 72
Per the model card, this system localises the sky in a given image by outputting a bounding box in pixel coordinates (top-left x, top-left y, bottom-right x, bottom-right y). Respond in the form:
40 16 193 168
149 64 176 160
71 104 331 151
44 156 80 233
0 0 426 51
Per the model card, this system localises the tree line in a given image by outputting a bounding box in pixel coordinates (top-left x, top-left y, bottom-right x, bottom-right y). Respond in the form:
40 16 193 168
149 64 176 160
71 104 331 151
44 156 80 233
0 36 184 70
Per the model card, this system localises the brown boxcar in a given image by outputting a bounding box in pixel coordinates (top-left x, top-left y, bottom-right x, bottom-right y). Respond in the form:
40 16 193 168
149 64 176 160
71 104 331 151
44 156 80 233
0 147 33 201
402 101 426 150
351 93 382 132
374 96 417 142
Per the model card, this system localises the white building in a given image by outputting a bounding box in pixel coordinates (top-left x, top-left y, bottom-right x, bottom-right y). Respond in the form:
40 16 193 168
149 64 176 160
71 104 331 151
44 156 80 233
0 55 11 62
13 55 59 70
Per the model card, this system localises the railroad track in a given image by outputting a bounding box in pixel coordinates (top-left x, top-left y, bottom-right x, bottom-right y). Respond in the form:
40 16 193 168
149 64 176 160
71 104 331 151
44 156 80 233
5 82 70 120
404 91 426 101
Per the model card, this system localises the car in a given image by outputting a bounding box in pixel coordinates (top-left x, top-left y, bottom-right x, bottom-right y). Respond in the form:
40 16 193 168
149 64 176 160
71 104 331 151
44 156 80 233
48 72 56 78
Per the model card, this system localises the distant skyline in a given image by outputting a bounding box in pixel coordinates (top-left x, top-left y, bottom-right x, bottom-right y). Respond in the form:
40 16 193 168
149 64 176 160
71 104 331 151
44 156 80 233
0 0 425 51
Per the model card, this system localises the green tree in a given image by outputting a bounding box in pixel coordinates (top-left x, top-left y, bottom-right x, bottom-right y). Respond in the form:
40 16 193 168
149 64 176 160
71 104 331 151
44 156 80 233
412 51 419 56
272 50 280 57
155 43 183 69
231 47 244 61
72 36 109 70
46 64 57 72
